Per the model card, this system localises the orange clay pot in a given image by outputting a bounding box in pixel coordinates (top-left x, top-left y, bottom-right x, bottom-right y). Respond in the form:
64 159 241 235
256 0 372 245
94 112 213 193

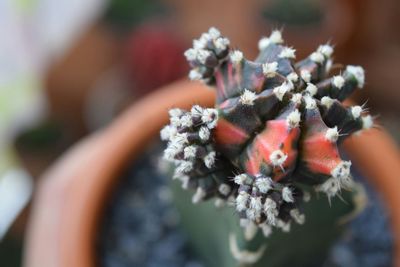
23 80 400 267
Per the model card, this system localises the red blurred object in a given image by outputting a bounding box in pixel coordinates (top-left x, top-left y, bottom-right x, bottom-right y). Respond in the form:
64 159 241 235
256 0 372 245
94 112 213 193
125 24 188 96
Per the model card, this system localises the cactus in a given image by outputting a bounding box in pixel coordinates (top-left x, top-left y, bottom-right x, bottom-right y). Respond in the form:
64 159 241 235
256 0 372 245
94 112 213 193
161 28 371 266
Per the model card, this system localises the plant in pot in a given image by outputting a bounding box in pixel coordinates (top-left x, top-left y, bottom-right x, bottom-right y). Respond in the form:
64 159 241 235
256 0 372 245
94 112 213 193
24 28 400 267
159 28 388 267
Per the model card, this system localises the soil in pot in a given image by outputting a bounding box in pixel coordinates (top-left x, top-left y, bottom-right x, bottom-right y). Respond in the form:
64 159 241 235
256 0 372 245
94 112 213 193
97 140 204 267
96 140 394 267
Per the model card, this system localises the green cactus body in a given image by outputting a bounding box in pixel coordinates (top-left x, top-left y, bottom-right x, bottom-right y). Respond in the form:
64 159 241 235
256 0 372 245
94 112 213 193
161 27 371 266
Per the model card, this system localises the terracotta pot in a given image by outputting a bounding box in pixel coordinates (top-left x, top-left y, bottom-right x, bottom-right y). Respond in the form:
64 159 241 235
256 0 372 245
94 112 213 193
23 80 400 267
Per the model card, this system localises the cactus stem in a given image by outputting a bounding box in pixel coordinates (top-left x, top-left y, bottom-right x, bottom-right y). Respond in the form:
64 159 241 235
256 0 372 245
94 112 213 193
218 183 232 196
290 209 306 225
192 187 206 203
229 233 266 265
214 198 226 208
260 223 273 237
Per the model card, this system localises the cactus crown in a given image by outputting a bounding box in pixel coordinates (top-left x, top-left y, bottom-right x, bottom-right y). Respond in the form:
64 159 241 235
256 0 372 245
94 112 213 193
161 27 372 237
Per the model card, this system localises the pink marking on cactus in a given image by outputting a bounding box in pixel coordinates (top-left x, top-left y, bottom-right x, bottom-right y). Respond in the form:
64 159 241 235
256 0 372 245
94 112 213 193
301 110 342 176
250 72 265 93
215 70 227 101
246 120 300 180
227 61 235 88
214 118 249 145
218 99 231 109
245 149 263 176
232 63 242 90
302 132 341 176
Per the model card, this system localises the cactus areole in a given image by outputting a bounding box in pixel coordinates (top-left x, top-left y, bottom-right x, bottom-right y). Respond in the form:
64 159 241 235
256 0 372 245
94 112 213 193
161 28 372 237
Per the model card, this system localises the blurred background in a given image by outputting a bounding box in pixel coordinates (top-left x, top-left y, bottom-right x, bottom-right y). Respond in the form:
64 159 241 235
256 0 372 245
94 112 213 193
0 0 399 266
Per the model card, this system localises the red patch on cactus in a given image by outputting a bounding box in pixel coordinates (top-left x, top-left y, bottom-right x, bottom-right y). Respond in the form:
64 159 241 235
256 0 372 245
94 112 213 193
214 118 249 145
301 110 341 176
245 119 300 180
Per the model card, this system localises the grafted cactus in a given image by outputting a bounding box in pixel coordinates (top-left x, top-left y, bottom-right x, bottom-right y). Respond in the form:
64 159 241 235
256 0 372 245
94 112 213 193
161 27 371 241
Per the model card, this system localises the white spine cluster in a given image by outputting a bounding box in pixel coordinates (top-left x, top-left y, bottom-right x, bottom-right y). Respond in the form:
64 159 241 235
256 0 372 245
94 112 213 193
262 62 278 77
234 174 252 186
290 93 302 104
204 151 216 168
258 30 283 50
269 150 288 167
236 191 250 212
310 51 325 63
351 105 363 119
273 82 293 101
346 65 365 88
305 83 318 96
264 198 278 225
282 187 294 203
325 126 339 142
286 109 301 128
317 44 334 58
188 69 202 81
230 50 244 64
362 115 373 129
279 47 296 59
332 75 345 89
287 72 299 82
321 96 334 109
316 178 340 199
240 89 257 105
214 37 230 50
185 27 232 83
304 95 317 109
255 176 273 193
315 161 354 199
300 69 311 83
